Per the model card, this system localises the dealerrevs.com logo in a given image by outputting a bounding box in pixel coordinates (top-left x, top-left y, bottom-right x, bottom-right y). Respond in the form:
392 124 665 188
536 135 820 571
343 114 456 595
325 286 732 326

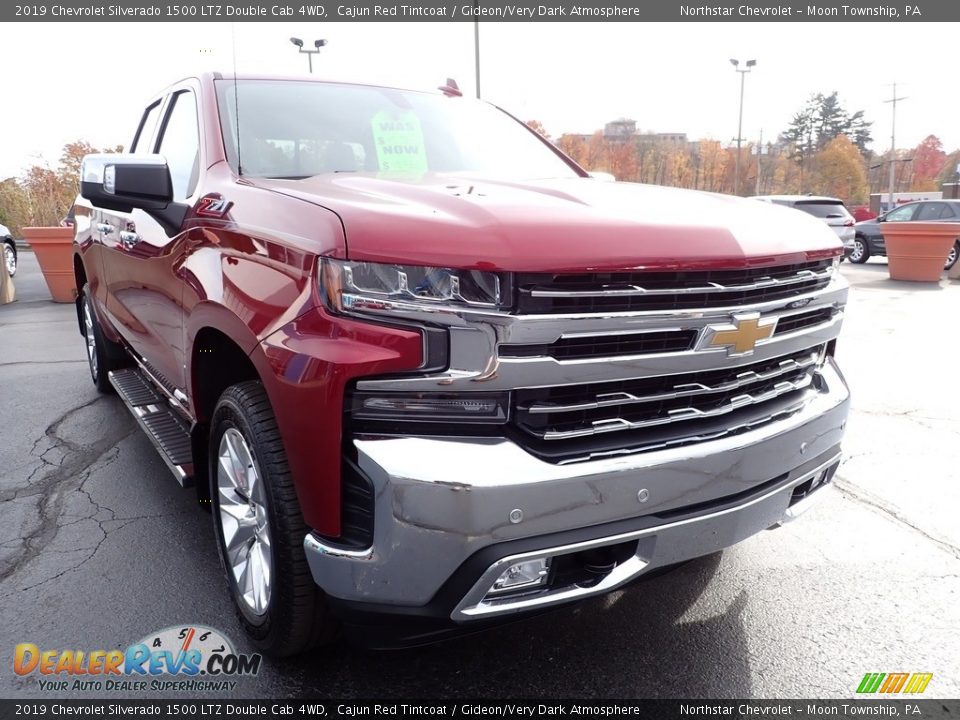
14 625 262 693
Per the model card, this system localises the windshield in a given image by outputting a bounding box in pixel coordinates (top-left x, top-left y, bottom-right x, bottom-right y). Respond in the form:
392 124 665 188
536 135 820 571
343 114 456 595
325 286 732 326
215 79 579 181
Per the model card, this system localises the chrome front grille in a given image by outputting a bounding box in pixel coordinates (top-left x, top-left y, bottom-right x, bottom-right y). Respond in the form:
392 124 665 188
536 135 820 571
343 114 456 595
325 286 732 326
353 257 847 463
511 347 824 460
516 259 833 314
500 329 698 360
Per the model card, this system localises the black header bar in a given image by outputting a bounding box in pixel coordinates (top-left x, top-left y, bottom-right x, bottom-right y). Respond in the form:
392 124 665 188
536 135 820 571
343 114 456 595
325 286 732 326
3 0 956 22
1 700 959 720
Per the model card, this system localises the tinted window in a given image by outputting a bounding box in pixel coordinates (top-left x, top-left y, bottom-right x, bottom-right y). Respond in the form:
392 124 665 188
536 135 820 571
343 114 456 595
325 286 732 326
131 101 163 153
794 201 852 220
916 203 945 221
157 91 200 200
216 80 578 180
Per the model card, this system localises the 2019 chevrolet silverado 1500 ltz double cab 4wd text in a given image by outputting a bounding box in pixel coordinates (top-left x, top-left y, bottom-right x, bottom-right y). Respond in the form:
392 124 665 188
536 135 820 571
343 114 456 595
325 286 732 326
74 74 849 656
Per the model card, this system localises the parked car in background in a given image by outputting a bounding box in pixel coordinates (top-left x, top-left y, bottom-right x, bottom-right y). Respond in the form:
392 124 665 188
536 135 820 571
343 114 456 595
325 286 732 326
850 205 877 223
1 224 16 277
752 196 856 259
852 200 960 269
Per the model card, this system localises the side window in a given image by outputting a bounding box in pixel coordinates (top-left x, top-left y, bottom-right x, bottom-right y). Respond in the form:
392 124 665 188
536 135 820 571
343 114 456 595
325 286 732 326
885 204 916 222
156 91 201 200
916 203 945 221
131 101 163 153
938 204 957 219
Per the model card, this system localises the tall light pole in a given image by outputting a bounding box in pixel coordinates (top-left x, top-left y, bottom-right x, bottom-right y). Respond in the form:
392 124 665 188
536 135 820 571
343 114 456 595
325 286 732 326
290 37 327 74
753 128 766 196
730 58 756 196
473 1 481 99
883 82 907 212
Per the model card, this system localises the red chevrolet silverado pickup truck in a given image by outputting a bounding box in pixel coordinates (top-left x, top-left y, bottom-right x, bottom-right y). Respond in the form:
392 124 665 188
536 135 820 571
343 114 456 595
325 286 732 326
74 73 849 655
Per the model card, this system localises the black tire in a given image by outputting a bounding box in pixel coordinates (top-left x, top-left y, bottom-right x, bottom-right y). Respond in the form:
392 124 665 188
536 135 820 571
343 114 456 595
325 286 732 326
945 241 959 271
209 381 335 656
850 236 870 264
80 284 127 393
3 240 15 278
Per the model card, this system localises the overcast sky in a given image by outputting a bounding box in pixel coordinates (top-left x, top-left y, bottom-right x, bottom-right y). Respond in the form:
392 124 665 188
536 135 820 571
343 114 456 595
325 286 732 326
2 21 959 178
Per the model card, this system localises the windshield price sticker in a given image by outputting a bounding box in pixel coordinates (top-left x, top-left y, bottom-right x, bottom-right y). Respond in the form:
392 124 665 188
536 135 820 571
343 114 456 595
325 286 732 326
371 111 429 174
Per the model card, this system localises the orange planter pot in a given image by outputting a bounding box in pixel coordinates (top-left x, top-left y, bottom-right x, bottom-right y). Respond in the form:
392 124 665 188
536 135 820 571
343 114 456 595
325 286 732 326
880 222 959 282
22 226 77 302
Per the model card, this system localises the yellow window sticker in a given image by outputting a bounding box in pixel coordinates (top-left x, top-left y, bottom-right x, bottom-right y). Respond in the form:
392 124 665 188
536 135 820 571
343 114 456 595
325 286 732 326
371 111 428 174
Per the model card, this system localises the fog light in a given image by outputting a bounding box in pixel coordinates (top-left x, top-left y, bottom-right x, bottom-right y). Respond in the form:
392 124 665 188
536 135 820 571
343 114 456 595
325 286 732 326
350 391 509 423
486 558 551 597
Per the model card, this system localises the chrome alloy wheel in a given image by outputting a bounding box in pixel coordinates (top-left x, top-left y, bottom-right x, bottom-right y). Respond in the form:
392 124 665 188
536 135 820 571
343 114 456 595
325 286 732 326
850 238 866 263
217 428 273 616
83 302 98 379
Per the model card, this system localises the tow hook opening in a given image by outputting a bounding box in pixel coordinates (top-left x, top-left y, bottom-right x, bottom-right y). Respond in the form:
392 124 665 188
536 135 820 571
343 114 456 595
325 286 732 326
788 461 839 507
553 541 638 589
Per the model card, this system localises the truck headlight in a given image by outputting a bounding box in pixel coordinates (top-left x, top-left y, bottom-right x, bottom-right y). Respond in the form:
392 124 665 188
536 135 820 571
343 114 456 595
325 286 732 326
321 258 507 315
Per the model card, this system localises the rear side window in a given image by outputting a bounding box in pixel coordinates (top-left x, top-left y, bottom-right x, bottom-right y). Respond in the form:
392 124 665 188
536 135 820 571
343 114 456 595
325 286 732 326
794 202 852 220
915 202 957 220
131 101 163 153
156 91 201 200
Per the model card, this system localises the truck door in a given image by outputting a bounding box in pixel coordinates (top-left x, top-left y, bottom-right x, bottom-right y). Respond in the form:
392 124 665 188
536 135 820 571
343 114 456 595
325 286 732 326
102 89 201 395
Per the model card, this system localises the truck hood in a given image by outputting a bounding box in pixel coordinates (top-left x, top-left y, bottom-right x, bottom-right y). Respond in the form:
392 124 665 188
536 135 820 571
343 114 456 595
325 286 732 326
250 174 841 272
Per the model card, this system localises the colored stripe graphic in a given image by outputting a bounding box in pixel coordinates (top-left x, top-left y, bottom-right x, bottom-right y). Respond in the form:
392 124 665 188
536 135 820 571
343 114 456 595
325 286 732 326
903 673 933 694
857 673 886 693
880 673 909 693
857 672 932 694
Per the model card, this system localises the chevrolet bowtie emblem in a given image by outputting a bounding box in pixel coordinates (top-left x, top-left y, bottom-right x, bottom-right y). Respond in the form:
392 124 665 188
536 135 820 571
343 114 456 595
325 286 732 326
700 314 777 355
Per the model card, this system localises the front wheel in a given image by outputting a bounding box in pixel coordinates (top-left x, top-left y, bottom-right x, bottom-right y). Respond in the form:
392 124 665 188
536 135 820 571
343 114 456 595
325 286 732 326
81 284 127 393
945 241 959 271
850 236 870 264
210 381 335 656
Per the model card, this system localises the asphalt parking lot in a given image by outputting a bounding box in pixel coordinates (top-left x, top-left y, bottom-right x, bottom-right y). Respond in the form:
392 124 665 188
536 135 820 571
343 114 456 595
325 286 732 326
1 250 959 699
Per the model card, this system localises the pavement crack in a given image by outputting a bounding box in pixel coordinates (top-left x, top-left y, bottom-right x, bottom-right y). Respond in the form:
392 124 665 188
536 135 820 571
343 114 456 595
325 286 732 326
0 396 137 585
834 477 960 561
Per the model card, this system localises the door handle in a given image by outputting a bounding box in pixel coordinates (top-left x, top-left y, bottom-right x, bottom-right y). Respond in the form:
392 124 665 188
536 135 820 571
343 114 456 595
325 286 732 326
96 223 114 234
119 231 140 247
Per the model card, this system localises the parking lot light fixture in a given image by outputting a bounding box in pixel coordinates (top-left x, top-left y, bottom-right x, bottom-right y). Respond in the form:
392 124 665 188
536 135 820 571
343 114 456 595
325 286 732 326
731 58 756 196
290 36 327 73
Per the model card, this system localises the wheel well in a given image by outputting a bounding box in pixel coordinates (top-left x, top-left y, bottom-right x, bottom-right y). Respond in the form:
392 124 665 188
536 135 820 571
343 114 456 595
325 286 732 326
190 328 260 505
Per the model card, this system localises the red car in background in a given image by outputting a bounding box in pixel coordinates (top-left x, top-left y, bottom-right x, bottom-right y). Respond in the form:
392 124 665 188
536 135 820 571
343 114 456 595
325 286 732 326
850 205 877 223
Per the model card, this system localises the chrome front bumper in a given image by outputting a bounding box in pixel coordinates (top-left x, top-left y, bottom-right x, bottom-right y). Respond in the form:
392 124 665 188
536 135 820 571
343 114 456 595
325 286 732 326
304 358 848 620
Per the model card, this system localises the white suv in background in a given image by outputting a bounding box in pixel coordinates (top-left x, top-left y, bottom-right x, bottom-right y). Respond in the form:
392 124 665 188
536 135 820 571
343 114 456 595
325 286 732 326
752 196 856 259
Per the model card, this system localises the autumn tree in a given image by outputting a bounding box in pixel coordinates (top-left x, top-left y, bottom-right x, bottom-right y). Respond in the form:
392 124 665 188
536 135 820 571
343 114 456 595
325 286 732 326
525 120 549 139
935 149 960 187
1 140 123 230
607 140 639 181
584 131 611 173
809 135 868 204
0 179 31 235
555 134 588 167
910 135 946 191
